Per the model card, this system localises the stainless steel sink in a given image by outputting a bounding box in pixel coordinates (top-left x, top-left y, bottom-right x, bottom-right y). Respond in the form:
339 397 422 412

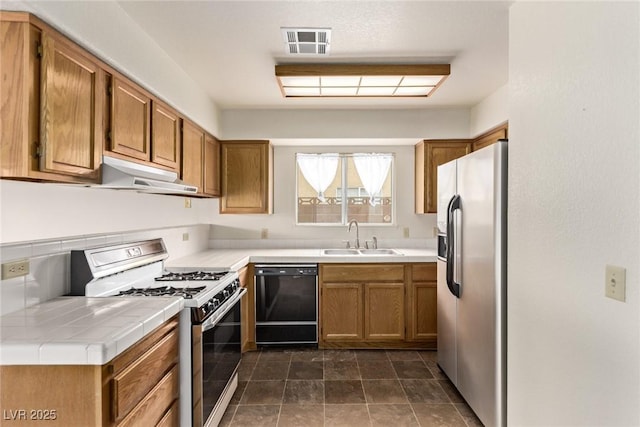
322 249 361 255
358 248 401 255
321 248 402 256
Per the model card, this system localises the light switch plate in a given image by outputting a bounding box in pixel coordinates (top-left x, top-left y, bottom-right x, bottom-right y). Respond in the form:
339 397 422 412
605 265 626 302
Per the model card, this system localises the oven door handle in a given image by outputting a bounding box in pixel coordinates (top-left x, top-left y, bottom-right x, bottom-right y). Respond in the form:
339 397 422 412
201 287 247 332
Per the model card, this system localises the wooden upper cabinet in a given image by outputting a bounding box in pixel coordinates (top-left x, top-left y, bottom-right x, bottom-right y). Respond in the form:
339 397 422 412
203 133 221 196
39 32 103 179
151 100 181 171
220 141 272 214
181 119 204 191
107 75 151 162
472 123 508 151
415 139 472 214
1 13 102 183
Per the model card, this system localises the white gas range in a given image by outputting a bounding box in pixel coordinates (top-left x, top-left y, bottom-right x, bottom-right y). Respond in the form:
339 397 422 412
70 238 245 427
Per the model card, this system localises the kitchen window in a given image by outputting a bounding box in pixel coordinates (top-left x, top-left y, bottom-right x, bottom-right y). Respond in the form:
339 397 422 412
296 153 394 225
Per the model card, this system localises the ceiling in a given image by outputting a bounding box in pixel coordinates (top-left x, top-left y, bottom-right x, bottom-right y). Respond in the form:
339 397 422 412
117 1 510 111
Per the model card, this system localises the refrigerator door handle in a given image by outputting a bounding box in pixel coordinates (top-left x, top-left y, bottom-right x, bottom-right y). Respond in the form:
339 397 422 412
446 194 461 298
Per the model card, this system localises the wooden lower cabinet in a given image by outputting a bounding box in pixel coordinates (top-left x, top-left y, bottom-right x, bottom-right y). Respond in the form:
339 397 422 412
365 282 405 340
239 264 257 352
0 317 179 426
321 282 363 341
406 263 437 348
319 263 436 349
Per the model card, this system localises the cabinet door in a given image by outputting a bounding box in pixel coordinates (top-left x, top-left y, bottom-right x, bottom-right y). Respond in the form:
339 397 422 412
408 282 437 341
39 31 102 179
472 125 507 151
151 100 181 171
239 265 256 352
364 283 405 340
109 76 151 162
416 140 471 213
321 283 363 341
203 133 221 196
407 263 437 346
181 120 204 190
221 141 272 213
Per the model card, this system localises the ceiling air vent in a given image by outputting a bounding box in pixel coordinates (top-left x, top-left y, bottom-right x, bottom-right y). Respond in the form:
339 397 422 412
281 27 331 56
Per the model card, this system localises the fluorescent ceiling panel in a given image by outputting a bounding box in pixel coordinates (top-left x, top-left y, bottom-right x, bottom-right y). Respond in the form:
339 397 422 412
321 76 361 86
394 86 432 96
360 76 402 87
401 76 444 86
284 87 321 96
275 64 450 98
358 86 396 96
321 87 358 96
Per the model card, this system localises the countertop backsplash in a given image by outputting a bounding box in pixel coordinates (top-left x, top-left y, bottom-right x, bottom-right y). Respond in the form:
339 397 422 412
208 238 437 250
1 225 435 317
0 224 209 316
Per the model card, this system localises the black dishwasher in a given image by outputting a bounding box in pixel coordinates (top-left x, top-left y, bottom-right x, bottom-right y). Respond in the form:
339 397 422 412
254 264 318 345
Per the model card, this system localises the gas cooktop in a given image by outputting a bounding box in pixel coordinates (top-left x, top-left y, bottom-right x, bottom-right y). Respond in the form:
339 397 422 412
155 271 230 282
116 285 207 299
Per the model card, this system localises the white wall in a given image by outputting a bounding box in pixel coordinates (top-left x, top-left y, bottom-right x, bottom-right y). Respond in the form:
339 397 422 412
469 84 508 137
0 180 215 244
208 145 436 247
508 3 639 426
7 0 221 135
220 108 470 140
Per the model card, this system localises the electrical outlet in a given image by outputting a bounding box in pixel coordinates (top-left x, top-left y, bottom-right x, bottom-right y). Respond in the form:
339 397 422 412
2 259 30 280
182 233 189 242
605 265 626 302
261 228 268 239
403 227 410 238
184 198 192 208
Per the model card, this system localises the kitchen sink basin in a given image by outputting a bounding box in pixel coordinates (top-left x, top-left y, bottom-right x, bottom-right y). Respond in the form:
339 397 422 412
322 249 361 255
358 248 401 255
322 248 402 256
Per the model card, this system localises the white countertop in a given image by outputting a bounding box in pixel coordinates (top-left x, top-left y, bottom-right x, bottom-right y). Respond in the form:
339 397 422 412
0 296 183 366
166 248 438 270
0 247 436 366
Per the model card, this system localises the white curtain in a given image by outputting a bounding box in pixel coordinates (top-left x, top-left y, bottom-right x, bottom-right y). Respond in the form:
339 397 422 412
353 153 392 206
296 153 339 202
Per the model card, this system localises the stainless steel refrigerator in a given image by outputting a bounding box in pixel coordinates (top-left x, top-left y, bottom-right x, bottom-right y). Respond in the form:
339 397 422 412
436 140 507 427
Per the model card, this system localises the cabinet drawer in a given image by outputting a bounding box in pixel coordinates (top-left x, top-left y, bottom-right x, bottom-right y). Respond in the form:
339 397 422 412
117 364 179 427
412 263 437 281
156 400 180 427
321 264 405 282
113 328 179 420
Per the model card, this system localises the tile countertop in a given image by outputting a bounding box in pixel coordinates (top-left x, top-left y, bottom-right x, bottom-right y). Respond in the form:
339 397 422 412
166 248 438 271
0 296 183 366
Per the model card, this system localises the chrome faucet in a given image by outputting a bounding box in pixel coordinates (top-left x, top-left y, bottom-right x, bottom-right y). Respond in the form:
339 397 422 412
347 219 360 248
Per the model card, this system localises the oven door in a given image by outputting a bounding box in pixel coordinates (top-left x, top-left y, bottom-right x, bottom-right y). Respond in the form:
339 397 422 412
192 289 245 427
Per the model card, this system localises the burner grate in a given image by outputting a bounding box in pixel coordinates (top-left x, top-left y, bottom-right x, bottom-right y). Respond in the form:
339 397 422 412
155 271 230 282
116 285 206 299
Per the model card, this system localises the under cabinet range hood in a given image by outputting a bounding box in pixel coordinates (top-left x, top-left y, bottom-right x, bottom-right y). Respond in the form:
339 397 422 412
97 156 198 195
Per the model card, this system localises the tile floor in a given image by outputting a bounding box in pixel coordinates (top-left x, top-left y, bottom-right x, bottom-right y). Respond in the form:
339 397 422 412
220 348 483 426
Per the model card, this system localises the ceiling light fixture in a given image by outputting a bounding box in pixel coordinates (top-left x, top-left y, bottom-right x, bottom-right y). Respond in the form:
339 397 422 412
275 64 450 98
